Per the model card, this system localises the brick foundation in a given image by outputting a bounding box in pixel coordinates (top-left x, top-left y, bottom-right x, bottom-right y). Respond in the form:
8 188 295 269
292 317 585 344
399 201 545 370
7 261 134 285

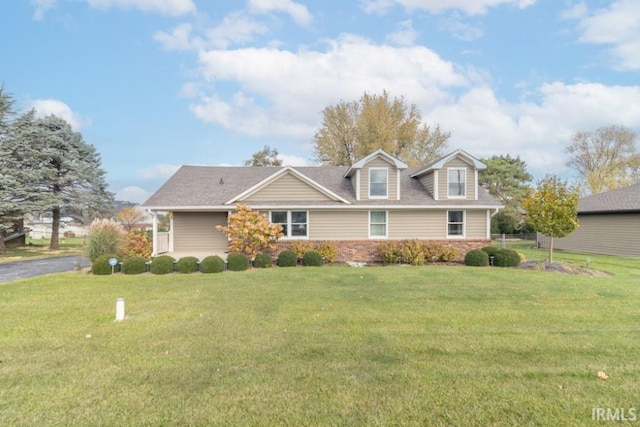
265 239 490 263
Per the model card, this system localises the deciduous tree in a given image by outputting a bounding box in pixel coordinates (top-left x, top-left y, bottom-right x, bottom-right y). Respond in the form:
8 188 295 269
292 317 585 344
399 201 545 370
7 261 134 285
566 125 639 194
523 176 579 262
243 145 283 167
313 90 449 166
215 204 283 258
116 206 146 231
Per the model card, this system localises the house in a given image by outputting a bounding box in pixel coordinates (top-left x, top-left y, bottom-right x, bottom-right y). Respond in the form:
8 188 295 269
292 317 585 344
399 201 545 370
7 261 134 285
142 149 502 262
537 182 640 258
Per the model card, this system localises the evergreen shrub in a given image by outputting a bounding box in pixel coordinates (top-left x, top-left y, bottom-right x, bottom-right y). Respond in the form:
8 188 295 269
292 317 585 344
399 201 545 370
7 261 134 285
176 256 199 274
253 253 272 268
92 254 119 275
150 255 175 274
122 256 147 275
493 249 521 267
200 255 225 273
276 250 297 267
464 250 489 267
227 253 249 271
302 251 323 266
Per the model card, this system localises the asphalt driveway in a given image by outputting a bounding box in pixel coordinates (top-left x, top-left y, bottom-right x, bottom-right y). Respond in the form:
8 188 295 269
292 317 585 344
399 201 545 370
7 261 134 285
0 255 90 283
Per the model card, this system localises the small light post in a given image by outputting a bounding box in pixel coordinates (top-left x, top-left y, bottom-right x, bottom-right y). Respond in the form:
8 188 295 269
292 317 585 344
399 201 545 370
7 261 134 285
490 256 495 266
585 257 591 268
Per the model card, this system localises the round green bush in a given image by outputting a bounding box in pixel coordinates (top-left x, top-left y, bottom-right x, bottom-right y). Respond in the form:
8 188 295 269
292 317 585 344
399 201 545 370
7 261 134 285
493 248 521 267
176 256 199 274
200 255 225 273
464 249 489 267
150 255 176 274
276 250 297 267
302 250 324 267
122 255 148 275
227 253 249 271
92 254 119 275
253 253 272 268
481 246 499 257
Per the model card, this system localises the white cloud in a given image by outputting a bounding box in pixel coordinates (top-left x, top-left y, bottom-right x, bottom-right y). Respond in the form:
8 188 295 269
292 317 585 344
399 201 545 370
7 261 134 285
567 0 640 70
206 13 270 49
248 0 313 26
30 99 87 130
84 0 196 16
31 0 56 20
438 12 484 41
191 34 467 137
362 0 536 15
153 23 204 51
135 164 181 180
279 154 310 166
386 20 419 46
115 186 152 204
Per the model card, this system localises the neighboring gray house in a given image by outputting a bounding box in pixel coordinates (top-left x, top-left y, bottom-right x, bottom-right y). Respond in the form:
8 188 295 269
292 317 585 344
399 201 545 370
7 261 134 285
142 149 503 262
538 182 640 258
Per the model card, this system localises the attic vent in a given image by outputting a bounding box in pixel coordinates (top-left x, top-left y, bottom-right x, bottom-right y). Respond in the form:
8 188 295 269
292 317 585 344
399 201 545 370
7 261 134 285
219 178 224 185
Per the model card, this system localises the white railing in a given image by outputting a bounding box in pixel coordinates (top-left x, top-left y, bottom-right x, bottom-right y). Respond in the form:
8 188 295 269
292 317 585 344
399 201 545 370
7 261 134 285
157 232 170 254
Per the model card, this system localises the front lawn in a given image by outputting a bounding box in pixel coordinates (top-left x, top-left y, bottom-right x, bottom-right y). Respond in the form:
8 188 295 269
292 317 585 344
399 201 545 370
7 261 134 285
1 261 639 425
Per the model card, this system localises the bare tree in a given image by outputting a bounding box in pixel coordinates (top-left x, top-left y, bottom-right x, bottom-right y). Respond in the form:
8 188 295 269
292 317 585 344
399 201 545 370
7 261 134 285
243 145 283 167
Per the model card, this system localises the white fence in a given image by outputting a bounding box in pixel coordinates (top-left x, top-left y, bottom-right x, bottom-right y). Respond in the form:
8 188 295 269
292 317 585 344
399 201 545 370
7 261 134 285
157 232 170 254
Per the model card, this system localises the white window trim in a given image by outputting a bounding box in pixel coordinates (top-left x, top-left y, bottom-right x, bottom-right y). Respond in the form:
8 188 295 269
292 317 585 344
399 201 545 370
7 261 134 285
369 210 388 239
369 167 389 199
447 167 467 199
397 169 401 201
446 210 466 239
270 210 309 240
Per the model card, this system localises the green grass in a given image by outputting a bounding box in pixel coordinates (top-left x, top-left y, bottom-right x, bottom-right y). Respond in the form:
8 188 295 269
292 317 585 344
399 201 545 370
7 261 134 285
0 237 85 263
1 261 640 425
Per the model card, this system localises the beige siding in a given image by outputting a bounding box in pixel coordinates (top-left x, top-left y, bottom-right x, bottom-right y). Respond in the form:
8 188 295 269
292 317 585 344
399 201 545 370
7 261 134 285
306 209 489 240
540 213 640 257
465 210 487 239
438 157 477 201
244 172 332 202
173 212 228 252
418 172 435 197
308 210 369 239
360 156 398 200
389 210 445 239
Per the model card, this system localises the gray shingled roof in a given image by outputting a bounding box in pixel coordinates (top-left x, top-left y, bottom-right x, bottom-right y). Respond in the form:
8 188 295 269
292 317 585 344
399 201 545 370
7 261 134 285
142 164 501 208
578 182 640 213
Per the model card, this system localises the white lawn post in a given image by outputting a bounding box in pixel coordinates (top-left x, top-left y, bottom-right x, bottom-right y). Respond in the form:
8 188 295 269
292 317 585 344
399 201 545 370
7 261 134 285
115 298 125 322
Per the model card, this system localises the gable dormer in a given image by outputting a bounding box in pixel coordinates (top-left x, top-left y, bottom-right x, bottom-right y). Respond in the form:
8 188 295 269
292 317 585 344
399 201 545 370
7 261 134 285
410 149 486 201
344 149 408 201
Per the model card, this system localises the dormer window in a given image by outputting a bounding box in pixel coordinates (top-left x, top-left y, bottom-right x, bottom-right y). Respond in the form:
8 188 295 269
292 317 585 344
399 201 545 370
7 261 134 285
448 168 466 198
369 168 388 198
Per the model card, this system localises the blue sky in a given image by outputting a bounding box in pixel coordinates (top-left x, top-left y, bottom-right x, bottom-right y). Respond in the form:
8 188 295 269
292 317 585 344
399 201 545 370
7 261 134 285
2 0 639 203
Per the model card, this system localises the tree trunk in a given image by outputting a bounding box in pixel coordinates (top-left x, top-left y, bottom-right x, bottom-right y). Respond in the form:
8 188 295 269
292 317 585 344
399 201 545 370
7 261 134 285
0 232 6 255
548 236 554 263
50 206 60 250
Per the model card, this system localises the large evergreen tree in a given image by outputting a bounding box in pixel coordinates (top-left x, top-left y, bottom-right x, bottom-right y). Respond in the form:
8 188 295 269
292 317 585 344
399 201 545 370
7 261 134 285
313 90 450 166
12 114 114 250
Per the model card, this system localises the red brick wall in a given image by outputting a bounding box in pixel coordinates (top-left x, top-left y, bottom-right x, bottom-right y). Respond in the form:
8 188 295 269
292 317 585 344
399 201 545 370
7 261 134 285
266 239 490 263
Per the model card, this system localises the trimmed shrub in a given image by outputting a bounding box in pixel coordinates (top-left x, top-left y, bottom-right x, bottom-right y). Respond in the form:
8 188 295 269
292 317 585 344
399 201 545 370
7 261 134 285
92 254 119 275
200 255 225 273
86 219 125 263
493 248 521 267
401 240 426 266
276 250 297 267
379 241 401 264
227 253 249 271
316 242 337 263
481 246 499 257
302 251 324 267
176 256 199 274
150 255 176 274
122 255 148 275
464 250 489 267
290 241 313 259
253 253 272 268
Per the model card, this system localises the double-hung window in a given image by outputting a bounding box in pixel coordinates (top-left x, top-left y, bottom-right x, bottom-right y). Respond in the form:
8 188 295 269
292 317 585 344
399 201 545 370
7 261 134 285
369 211 387 238
448 168 466 198
369 168 388 198
270 211 308 238
447 210 464 237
